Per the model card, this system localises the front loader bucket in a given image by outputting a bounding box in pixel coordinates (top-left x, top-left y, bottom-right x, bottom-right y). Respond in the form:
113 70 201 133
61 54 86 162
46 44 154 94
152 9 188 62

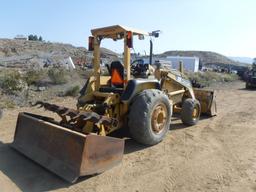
12 112 124 183
194 89 217 116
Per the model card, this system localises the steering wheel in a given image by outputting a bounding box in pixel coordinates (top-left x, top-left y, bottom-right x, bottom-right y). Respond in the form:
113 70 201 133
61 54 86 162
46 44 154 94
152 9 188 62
131 59 149 77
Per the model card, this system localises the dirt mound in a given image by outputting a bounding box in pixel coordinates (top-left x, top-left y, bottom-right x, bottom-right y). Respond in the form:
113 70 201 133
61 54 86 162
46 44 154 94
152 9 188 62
0 39 118 70
0 39 87 69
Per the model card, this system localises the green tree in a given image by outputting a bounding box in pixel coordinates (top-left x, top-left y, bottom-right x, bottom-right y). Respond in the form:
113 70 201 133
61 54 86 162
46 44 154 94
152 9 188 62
34 35 38 41
28 34 34 40
28 34 42 41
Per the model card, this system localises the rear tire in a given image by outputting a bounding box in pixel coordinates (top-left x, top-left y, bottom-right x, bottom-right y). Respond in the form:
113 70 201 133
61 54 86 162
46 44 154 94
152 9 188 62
128 89 172 145
181 98 201 126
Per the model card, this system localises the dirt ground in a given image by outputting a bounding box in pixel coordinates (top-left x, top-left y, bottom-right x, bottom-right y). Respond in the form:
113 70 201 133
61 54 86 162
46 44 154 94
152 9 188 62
1 80 256 192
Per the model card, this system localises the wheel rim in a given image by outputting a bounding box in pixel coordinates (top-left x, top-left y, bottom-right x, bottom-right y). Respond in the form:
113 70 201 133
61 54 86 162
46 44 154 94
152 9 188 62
151 103 168 134
192 104 200 120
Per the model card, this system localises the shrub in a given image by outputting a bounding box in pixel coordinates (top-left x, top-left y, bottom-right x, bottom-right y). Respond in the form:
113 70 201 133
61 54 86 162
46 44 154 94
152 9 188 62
48 68 68 84
0 99 15 109
187 71 239 87
64 85 80 97
222 73 239 82
23 69 47 86
0 70 24 94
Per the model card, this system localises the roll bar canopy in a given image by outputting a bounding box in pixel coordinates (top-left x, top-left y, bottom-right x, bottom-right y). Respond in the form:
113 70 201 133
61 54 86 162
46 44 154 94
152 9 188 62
91 25 149 39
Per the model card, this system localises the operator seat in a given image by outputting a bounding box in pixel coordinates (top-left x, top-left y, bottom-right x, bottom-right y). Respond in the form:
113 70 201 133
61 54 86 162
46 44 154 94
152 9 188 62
110 61 124 88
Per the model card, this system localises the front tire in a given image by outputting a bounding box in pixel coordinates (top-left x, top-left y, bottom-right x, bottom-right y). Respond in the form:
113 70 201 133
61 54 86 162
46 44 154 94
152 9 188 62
128 89 172 145
181 98 201 126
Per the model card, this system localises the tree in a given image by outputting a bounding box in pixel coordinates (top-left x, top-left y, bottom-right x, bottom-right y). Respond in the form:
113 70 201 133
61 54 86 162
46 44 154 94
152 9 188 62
28 34 42 41
28 34 34 41
34 35 38 41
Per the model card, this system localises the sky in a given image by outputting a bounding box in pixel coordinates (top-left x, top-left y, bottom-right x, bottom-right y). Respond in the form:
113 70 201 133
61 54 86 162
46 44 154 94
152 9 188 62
0 0 255 57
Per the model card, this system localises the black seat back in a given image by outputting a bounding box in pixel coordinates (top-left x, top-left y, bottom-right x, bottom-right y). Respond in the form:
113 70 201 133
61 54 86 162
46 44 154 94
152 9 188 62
110 61 124 88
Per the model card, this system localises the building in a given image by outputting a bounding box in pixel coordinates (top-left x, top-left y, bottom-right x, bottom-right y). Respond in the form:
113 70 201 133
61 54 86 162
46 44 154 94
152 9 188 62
135 55 200 72
14 35 27 41
166 56 200 72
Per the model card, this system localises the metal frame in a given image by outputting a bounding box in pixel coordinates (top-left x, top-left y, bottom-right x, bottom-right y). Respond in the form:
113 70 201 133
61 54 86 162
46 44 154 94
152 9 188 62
91 25 149 90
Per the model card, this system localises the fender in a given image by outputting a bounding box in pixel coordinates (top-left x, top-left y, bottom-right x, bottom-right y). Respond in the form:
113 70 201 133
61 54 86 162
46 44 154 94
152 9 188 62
121 79 161 103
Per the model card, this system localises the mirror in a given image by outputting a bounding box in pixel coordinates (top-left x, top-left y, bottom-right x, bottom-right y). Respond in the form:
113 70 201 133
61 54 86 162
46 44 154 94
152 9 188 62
154 33 159 38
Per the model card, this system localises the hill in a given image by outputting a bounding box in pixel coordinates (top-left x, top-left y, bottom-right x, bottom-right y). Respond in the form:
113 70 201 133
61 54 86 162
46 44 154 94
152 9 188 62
161 50 248 67
229 56 253 64
0 39 117 70
0 39 249 71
